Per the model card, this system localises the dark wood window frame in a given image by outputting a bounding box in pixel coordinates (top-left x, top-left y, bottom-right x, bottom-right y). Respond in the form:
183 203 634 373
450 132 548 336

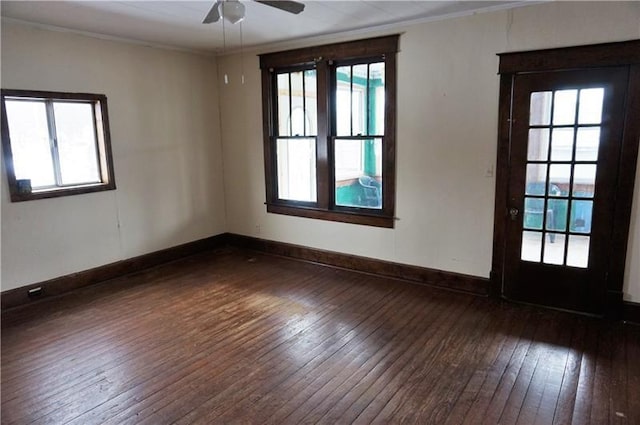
1 89 116 202
491 40 640 316
260 35 399 228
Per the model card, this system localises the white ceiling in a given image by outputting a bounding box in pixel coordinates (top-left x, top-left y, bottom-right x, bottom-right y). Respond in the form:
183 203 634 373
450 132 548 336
1 1 529 54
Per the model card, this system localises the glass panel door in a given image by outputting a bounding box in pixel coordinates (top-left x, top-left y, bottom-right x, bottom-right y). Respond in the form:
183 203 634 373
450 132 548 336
503 67 629 314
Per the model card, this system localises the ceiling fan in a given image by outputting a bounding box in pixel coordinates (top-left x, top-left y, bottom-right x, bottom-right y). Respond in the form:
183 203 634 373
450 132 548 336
203 0 305 25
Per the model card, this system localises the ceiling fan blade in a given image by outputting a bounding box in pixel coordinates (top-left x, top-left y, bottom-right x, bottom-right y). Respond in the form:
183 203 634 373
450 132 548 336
254 0 305 15
203 1 222 23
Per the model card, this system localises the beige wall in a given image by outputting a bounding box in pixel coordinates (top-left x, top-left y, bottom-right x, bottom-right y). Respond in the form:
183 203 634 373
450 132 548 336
2 2 639 303
1 22 227 291
218 1 640 301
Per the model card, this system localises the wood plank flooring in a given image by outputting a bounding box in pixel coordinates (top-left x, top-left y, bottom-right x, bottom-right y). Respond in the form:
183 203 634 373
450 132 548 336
2 248 639 424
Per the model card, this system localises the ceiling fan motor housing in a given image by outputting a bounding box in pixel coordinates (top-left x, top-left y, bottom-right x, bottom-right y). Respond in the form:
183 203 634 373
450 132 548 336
222 0 245 24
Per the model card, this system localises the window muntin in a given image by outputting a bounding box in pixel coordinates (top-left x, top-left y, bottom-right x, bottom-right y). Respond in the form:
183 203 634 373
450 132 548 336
1 90 115 201
260 35 398 227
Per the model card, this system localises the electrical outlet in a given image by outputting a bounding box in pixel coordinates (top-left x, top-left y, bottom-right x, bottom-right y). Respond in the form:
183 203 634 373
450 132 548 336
255 224 261 234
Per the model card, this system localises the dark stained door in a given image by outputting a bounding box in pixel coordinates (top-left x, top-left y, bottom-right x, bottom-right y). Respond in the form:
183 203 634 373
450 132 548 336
503 67 629 314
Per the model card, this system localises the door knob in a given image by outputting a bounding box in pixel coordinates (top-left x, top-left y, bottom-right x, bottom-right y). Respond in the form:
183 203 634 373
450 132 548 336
509 207 519 221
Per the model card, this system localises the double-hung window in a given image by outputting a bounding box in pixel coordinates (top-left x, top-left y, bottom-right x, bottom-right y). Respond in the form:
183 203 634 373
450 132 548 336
261 35 398 228
1 89 116 201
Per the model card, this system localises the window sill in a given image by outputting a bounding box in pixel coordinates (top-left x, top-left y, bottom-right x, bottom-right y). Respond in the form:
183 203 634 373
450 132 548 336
9 182 116 202
266 203 394 228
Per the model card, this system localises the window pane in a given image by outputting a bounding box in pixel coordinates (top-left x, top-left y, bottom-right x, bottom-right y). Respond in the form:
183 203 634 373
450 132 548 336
521 231 542 262
529 91 552 126
370 62 385 135
570 200 593 233
525 164 547 195
543 233 566 265
4 99 55 188
277 73 291 136
336 66 351 136
351 64 367 136
567 235 590 268
290 71 305 136
573 164 596 197
527 128 549 161
53 102 100 185
304 70 317 136
553 90 577 125
276 138 316 202
578 88 604 125
575 127 600 161
335 138 382 209
550 128 574 161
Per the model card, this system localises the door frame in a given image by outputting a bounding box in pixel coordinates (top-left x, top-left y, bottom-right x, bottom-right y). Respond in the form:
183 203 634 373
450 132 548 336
491 40 640 317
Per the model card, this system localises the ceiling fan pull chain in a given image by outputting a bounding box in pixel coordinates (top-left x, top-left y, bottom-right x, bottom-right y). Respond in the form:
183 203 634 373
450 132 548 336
223 13 229 84
240 21 245 85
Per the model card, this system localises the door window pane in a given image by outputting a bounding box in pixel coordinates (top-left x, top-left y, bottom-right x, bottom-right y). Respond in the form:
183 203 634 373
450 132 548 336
4 100 55 188
529 91 552 125
553 90 577 125
546 199 568 231
524 197 544 230
573 164 596 197
53 102 100 186
335 138 382 209
578 88 604 125
543 233 566 265
527 128 549 161
276 138 317 202
521 231 542 262
550 128 574 161
549 164 571 193
570 200 593 233
525 164 548 195
548 183 562 197
567 235 590 268
575 127 600 161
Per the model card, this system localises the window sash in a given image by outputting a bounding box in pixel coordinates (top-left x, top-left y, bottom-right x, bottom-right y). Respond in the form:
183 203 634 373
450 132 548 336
1 89 116 202
276 68 318 137
5 98 103 190
275 136 318 204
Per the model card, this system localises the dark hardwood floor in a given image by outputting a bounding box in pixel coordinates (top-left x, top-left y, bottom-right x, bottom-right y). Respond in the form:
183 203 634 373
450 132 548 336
2 248 638 424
